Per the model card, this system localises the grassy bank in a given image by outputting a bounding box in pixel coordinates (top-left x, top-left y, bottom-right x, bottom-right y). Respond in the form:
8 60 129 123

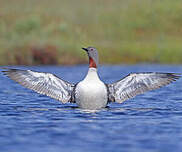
1 0 182 65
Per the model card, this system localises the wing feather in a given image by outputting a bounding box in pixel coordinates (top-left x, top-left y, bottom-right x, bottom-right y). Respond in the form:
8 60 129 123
107 72 180 103
3 68 75 103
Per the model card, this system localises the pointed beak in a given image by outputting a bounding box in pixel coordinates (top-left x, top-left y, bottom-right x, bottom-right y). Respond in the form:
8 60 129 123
82 48 88 52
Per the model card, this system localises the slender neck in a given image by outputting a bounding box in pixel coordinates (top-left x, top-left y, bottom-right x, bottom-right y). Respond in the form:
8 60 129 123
85 67 99 80
89 57 97 68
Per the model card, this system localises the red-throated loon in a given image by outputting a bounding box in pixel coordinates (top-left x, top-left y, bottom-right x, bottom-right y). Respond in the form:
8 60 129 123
3 47 180 110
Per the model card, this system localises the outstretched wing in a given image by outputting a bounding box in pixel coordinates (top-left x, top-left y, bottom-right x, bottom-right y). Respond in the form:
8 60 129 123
107 72 180 103
3 68 75 103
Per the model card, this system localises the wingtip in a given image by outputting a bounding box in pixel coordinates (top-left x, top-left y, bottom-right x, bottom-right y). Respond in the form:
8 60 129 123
165 73 181 83
170 73 181 79
2 68 9 75
2 68 21 72
1 68 20 77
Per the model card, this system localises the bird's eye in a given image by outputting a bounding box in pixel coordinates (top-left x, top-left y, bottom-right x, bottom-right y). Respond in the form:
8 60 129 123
90 48 93 51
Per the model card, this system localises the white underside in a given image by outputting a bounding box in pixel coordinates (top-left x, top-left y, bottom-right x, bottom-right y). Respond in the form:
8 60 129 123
75 68 108 110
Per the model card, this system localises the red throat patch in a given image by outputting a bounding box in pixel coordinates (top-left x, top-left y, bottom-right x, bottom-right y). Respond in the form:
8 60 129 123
89 57 97 68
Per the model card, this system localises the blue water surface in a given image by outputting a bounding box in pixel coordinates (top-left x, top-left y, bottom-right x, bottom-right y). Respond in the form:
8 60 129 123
0 64 182 152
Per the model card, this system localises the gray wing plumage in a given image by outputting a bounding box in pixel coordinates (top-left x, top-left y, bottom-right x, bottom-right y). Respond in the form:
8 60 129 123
3 68 75 103
107 72 180 103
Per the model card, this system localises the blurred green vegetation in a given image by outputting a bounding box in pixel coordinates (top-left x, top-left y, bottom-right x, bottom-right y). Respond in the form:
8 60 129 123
1 0 182 65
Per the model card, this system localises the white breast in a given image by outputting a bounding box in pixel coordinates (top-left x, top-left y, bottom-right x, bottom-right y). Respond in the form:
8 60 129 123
75 68 108 110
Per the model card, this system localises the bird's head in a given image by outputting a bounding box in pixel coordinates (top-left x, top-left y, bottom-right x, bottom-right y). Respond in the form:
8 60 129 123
82 47 99 68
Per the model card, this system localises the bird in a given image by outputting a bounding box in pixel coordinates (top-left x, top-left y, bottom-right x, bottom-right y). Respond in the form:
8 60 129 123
3 47 180 110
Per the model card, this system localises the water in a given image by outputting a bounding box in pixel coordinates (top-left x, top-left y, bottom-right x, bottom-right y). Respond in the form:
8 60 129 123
0 64 182 152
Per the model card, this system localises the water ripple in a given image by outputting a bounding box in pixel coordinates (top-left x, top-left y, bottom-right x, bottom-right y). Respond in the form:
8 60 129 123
1 65 182 152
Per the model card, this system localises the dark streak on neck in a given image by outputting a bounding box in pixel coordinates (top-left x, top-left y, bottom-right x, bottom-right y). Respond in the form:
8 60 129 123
89 57 97 68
